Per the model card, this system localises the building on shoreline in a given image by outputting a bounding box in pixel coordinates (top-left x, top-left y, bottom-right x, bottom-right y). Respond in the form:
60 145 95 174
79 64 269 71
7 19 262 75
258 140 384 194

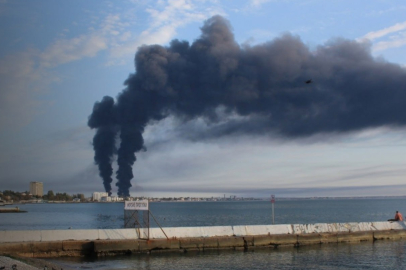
100 196 123 202
92 192 108 201
29 182 43 197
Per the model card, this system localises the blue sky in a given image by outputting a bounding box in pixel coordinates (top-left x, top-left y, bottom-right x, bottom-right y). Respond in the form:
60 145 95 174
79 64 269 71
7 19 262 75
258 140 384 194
1 0 406 198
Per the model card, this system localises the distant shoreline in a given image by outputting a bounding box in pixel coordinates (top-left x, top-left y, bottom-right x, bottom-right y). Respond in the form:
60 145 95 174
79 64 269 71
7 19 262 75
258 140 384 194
1 195 405 206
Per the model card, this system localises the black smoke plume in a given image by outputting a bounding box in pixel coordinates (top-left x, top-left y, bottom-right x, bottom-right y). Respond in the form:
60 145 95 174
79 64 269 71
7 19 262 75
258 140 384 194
89 15 406 196
88 96 116 196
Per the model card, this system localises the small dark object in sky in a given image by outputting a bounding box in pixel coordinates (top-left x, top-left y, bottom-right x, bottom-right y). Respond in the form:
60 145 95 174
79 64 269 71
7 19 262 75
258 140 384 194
305 79 312 84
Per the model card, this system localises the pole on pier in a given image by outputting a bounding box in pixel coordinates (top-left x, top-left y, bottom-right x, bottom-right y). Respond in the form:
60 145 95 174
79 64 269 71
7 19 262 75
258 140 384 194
271 195 275 224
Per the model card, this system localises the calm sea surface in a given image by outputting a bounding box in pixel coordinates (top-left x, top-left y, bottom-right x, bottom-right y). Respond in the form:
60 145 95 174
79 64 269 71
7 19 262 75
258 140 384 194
1 198 406 269
0 198 404 230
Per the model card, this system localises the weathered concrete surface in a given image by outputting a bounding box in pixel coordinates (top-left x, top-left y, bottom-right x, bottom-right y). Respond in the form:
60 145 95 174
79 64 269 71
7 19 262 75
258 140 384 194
269 234 298 247
179 237 205 250
0 242 38 255
374 230 406 240
0 230 41 243
94 240 139 256
149 226 235 239
242 236 254 249
1 222 406 258
62 240 94 256
28 241 63 255
2 221 406 243
0 241 95 258
233 225 292 236
139 239 181 252
98 229 139 240
337 231 374 243
202 237 219 249
1 230 405 258
41 230 98 242
0 228 140 243
297 234 321 246
320 233 338 244
0 208 26 213
217 236 245 249
252 235 272 247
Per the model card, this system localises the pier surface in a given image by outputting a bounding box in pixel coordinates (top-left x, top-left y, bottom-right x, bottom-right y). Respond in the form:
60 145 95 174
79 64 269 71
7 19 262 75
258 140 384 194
1 221 405 258
0 207 26 213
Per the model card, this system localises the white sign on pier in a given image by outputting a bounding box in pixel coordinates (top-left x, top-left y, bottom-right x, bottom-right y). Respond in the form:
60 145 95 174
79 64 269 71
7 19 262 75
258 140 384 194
125 200 149 210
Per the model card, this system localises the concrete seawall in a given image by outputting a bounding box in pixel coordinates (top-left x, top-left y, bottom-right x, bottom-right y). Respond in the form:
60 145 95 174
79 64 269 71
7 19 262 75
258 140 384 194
1 221 405 257
0 207 26 213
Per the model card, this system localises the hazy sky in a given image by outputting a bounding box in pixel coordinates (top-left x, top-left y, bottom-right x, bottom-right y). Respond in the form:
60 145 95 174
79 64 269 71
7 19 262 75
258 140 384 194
1 0 406 198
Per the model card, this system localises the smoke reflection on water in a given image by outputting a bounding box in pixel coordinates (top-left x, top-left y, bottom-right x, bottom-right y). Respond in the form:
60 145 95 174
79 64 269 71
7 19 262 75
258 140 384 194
48 240 406 270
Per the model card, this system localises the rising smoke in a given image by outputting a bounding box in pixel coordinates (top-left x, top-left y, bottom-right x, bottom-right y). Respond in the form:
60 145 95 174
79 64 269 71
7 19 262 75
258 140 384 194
88 15 406 197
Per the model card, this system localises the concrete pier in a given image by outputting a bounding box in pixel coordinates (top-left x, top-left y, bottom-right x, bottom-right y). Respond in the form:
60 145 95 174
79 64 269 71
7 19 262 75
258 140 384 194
0 221 405 258
0 207 26 213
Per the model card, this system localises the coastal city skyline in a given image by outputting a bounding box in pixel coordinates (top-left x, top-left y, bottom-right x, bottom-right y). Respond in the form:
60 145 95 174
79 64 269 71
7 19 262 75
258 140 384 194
1 1 406 198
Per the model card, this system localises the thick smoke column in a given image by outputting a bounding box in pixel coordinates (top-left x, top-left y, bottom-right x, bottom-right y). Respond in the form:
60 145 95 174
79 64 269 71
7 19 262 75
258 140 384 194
88 96 116 196
89 15 406 196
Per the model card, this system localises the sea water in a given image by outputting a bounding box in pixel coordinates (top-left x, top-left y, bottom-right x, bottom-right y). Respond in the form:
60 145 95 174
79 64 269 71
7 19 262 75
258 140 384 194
1 198 406 269
0 198 404 230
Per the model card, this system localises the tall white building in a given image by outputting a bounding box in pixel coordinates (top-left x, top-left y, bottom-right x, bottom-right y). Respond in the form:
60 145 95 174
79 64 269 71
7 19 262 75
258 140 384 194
93 192 108 201
30 182 43 197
